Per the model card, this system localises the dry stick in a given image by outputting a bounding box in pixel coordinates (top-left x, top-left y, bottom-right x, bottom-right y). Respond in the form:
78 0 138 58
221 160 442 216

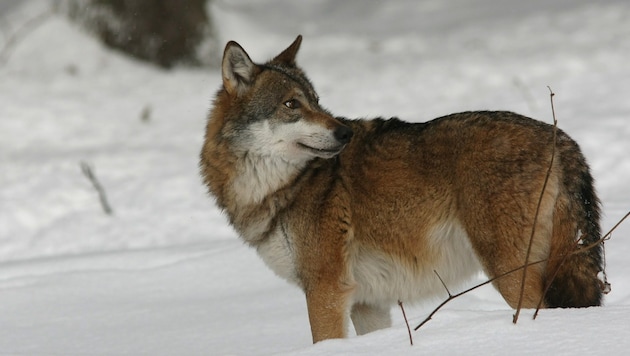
415 261 545 331
533 210 630 319
80 161 114 215
398 300 413 346
532 238 581 318
0 9 53 67
512 87 559 324
575 211 629 255
414 211 629 332
434 271 453 298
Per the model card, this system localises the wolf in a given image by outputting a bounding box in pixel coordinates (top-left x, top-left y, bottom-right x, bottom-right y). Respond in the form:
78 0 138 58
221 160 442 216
200 35 604 343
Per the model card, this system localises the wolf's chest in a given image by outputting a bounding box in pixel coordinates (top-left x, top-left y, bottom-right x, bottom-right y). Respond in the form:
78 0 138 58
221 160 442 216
256 225 298 285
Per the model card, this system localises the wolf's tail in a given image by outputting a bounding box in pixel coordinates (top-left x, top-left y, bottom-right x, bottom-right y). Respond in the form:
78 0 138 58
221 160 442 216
544 134 603 307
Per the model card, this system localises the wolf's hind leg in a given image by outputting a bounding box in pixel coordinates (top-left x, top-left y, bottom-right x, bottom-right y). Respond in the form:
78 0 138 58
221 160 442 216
350 303 392 335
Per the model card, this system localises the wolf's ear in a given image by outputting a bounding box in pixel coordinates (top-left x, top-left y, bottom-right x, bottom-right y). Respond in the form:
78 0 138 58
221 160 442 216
222 41 259 96
271 35 302 66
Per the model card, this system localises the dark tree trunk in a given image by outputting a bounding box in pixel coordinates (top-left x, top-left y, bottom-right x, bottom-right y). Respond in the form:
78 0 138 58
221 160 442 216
67 0 216 69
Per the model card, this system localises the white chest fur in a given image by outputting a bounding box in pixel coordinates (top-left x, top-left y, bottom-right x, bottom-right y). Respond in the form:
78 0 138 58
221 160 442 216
231 154 305 207
256 225 298 285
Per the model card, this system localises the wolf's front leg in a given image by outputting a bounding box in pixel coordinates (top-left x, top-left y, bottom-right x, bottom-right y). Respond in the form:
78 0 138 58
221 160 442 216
350 302 392 335
305 283 353 343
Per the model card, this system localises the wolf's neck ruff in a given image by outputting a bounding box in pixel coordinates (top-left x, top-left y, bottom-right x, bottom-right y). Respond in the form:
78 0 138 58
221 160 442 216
227 153 314 245
232 152 306 207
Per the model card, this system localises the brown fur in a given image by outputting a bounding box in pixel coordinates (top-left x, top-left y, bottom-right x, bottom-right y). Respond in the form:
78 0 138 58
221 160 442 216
200 36 603 343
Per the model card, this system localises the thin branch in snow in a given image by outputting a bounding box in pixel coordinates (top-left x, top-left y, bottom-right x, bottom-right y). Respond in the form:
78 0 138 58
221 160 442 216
416 263 538 331
80 161 113 215
398 300 413 346
434 270 453 298
415 211 629 332
533 210 629 319
512 86 558 324
0 8 54 67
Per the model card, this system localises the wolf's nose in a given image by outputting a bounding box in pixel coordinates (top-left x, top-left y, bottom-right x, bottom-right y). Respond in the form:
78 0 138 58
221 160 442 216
334 126 353 144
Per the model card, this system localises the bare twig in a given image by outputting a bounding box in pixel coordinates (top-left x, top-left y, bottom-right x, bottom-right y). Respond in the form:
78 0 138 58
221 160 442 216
512 86 558 324
533 210 629 319
80 161 113 215
532 238 579 318
434 270 452 298
415 211 628 332
398 300 413 346
415 260 547 331
575 211 629 252
0 9 54 67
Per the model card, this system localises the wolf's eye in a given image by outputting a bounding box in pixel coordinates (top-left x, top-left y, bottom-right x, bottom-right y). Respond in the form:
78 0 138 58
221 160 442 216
284 99 301 109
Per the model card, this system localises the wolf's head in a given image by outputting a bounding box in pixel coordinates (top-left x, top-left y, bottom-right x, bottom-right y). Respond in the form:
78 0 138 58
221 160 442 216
211 35 353 164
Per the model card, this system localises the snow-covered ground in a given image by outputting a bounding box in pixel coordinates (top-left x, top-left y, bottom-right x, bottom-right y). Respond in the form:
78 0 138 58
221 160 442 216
1 0 629 354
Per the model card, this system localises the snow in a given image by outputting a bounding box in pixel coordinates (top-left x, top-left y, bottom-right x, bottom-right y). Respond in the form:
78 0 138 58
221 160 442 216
1 0 629 354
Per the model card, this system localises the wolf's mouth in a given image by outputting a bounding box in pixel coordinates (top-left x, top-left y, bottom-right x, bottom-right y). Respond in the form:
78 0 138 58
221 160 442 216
297 142 345 158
